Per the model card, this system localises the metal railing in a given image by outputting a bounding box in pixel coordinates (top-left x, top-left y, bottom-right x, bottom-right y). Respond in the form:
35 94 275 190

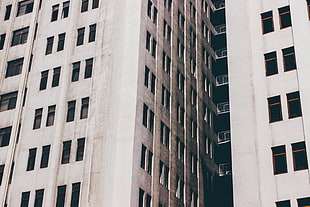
215 48 227 59
215 24 226 35
218 130 231 144
216 74 228 86
219 163 231 176
217 102 229 114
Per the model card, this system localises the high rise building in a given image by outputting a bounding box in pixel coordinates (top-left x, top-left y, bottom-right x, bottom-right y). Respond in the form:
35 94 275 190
227 0 310 206
0 0 232 206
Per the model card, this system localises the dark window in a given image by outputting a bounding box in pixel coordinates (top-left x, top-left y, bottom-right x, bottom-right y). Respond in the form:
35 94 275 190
71 182 81 207
146 31 151 51
34 189 44 207
140 144 146 169
85 58 93 78
139 188 144 207
45 36 54 55
282 46 297 71
89 24 96 42
147 0 152 17
62 1 70 18
144 66 149 87
11 27 29 46
39 70 48 90
297 197 310 207
279 6 292 29
17 0 34 17
268 95 282 123
0 91 18 112
27 148 37 171
61 140 72 164
52 67 61 87
0 34 6 50
0 127 12 147
4 5 12 20
46 105 56 126
264 51 278 76
164 0 172 12
151 74 156 94
153 7 157 24
76 28 85 46
151 39 157 58
57 33 66 51
40 145 50 168
160 122 170 149
80 97 89 119
6 57 24 78
292 141 308 171
33 108 43 129
178 10 185 30
261 11 274 34
56 185 66 207
287 91 302 118
81 0 89 12
0 165 4 186
66 100 76 122
92 0 99 9
20 191 30 207
138 188 151 207
307 0 310 20
272 145 288 175
76 138 85 161
71 62 80 82
51 4 59 22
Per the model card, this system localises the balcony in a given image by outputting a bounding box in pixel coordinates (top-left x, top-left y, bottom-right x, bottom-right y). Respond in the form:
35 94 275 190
217 102 229 114
218 130 231 144
215 24 226 35
215 48 227 59
219 163 231 176
213 0 225 11
216 74 228 86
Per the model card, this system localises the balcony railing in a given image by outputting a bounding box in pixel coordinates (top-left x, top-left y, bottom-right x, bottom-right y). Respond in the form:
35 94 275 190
218 130 231 144
215 48 227 59
216 74 228 86
215 24 226 35
217 102 229 114
214 1 225 10
219 163 232 176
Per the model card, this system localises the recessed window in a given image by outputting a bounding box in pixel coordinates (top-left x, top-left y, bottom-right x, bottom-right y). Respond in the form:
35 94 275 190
51 4 59 22
292 141 308 171
40 145 51 168
297 197 310 207
76 138 85 161
17 0 34 17
27 148 37 171
76 27 85 46
84 58 93 79
163 20 171 42
261 11 274 34
177 103 185 126
178 10 185 30
39 70 48 90
190 152 198 175
142 103 154 133
162 51 171 75
92 0 99 9
139 188 151 207
177 70 185 93
0 34 6 50
0 91 18 112
287 91 302 118
34 189 44 207
140 144 153 175
176 137 184 162
45 36 54 55
4 5 12 21
20 191 30 207
307 0 310 20
264 51 278 76
61 140 72 164
71 182 81 207
81 0 89 12
33 108 43 129
52 67 61 87
160 122 170 149
6 57 24 78
11 27 29 46
268 95 282 123
62 1 70 18
279 6 292 29
56 185 66 207
80 97 89 119
0 127 12 147
0 165 4 186
161 85 170 111
57 33 66 51
159 161 169 188
282 46 297 71
46 105 56 126
164 0 172 12
190 56 196 77
276 200 290 207
71 62 80 82
66 100 76 122
88 24 96 42
175 175 184 201
272 145 287 175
